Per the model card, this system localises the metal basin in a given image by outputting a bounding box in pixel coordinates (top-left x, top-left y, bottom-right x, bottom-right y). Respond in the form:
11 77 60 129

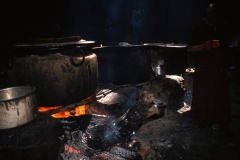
0 86 38 129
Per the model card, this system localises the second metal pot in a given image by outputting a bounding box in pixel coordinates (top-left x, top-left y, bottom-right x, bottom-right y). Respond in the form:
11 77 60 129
92 44 151 85
0 86 38 130
152 65 165 76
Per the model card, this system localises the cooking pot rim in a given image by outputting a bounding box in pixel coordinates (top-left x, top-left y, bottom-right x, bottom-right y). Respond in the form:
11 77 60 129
143 43 188 48
92 44 146 49
10 40 95 48
0 86 36 102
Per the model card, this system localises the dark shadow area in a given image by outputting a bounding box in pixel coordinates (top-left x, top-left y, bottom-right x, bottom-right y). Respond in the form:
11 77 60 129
1 0 239 46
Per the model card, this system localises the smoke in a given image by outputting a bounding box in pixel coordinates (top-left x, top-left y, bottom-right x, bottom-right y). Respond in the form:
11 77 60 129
101 0 126 43
128 0 150 44
101 0 150 44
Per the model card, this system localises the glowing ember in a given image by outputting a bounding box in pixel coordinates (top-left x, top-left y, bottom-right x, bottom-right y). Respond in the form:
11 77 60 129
38 105 86 118
64 145 81 154
116 143 121 146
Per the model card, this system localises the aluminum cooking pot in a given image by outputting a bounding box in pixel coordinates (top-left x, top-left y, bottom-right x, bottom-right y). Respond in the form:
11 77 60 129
0 86 38 129
152 65 165 75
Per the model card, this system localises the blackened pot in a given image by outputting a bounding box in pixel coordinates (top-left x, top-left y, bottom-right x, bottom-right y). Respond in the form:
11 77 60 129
92 45 151 85
7 41 98 106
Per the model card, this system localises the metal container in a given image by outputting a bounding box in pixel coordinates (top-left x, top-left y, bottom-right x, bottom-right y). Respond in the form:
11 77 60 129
7 40 98 106
92 44 151 85
152 65 165 75
0 86 38 129
152 99 166 118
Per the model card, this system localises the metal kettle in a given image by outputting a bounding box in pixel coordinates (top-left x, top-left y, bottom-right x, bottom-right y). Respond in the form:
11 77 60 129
151 65 165 75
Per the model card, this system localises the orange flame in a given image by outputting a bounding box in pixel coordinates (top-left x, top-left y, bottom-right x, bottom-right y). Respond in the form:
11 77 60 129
38 105 86 118
64 145 81 154
52 105 86 118
38 96 92 118
38 106 61 112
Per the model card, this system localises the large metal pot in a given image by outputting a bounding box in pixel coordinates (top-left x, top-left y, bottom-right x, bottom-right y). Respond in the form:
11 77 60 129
0 86 38 129
92 44 151 85
7 40 98 106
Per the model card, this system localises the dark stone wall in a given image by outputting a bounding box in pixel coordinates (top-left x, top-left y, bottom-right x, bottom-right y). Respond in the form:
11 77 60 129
0 0 239 45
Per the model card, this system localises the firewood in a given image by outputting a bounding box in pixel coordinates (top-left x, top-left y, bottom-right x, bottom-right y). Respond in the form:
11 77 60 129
46 97 95 115
82 91 154 150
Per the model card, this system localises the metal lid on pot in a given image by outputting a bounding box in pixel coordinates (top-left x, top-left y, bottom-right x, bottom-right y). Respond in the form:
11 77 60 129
6 37 96 56
92 42 145 49
143 43 187 48
153 99 163 105
11 39 95 49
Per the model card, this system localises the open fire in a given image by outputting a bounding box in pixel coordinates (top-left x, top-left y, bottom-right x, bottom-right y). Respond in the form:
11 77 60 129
38 96 93 118
64 145 81 154
38 105 86 118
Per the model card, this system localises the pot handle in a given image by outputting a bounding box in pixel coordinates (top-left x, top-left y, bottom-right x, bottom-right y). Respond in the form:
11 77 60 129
70 46 85 66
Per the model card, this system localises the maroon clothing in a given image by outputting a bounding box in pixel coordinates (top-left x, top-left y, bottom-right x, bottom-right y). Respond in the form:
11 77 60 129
189 20 231 126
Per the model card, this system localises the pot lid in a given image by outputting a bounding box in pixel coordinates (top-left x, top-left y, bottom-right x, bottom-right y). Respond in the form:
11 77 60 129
92 42 145 49
21 36 82 43
144 43 187 48
153 99 163 105
11 39 95 49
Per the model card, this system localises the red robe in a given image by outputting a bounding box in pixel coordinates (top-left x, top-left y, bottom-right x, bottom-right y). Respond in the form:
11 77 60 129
188 20 231 127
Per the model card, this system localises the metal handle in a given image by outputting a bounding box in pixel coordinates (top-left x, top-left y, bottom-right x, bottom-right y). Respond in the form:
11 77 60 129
70 46 85 66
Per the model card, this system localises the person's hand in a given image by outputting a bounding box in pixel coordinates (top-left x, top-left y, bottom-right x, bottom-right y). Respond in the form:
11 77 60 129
188 40 212 52
204 40 212 50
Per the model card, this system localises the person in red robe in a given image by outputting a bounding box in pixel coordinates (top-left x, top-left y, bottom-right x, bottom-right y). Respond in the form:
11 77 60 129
188 3 231 131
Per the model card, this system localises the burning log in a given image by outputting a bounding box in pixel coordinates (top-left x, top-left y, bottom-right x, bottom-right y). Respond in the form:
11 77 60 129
60 117 151 159
37 96 96 119
57 88 167 159
45 96 94 115
41 79 157 119
82 91 154 150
